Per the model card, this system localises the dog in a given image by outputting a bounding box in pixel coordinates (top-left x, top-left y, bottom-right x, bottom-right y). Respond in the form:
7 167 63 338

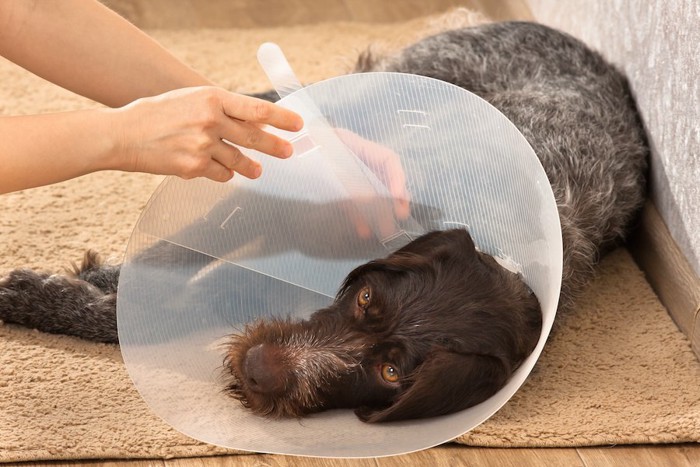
0 21 648 422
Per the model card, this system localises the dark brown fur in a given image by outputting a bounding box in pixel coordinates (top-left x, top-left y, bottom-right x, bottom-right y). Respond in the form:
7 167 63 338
0 21 648 422
224 229 541 422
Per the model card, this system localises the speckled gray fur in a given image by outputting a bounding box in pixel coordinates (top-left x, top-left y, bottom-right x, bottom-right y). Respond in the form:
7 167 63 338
356 21 649 310
0 21 648 342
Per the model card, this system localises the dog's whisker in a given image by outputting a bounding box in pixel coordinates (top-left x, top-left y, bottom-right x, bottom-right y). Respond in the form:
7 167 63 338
219 21 646 423
0 20 647 424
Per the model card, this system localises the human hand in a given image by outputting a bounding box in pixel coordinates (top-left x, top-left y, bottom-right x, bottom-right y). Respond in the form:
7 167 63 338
335 128 410 218
111 86 303 182
333 128 411 239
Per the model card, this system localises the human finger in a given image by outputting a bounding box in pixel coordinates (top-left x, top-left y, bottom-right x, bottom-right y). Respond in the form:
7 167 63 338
221 93 303 132
213 141 262 179
376 148 411 219
197 157 235 183
335 129 411 219
222 119 293 159
345 203 372 239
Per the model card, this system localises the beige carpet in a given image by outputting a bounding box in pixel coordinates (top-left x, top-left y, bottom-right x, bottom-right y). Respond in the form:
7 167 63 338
1 17 699 464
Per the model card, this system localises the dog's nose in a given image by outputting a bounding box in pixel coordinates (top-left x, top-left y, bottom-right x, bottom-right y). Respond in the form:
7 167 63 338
244 344 289 395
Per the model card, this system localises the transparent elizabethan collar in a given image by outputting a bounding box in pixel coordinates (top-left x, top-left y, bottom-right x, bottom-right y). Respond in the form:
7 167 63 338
116 45 562 458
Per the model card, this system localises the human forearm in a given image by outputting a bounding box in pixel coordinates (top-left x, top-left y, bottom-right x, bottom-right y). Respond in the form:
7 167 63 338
0 86 302 194
0 0 210 107
0 1 304 194
0 109 121 194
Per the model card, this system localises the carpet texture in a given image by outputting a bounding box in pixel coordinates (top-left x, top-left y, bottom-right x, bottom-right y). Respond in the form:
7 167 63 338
1 15 699 463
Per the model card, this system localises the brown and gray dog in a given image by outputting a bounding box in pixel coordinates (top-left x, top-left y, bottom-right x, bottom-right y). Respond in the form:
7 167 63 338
0 22 648 422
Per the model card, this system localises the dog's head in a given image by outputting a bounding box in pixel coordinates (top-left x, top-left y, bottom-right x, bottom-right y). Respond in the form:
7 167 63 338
223 229 542 422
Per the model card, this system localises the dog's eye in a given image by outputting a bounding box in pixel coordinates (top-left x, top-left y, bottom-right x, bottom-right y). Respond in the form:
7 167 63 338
357 286 371 308
380 364 400 384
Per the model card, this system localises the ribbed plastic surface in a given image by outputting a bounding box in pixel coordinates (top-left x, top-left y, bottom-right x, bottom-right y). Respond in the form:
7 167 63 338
117 71 562 457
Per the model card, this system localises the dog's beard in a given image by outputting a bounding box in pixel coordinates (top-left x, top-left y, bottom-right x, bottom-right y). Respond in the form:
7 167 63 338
222 318 369 417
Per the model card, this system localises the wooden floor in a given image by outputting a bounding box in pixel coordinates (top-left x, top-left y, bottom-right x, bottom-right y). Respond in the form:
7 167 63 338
21 444 700 467
16 1 697 466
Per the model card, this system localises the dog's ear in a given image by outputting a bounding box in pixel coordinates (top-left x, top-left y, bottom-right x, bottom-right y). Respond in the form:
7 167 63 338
355 350 511 423
394 229 478 260
340 230 479 293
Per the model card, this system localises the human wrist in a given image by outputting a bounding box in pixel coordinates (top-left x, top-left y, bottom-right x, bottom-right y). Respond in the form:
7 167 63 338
94 106 139 173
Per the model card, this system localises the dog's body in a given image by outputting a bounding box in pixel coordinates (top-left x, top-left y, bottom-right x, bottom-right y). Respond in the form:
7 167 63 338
0 22 648 422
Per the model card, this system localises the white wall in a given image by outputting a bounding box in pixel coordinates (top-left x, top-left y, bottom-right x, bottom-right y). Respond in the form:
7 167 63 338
527 0 700 275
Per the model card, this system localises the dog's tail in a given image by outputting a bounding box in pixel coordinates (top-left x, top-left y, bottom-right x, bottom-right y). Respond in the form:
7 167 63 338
0 251 119 343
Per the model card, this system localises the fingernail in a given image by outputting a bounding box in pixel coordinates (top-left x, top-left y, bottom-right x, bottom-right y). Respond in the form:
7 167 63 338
293 116 304 131
397 199 410 219
357 222 371 239
253 164 262 178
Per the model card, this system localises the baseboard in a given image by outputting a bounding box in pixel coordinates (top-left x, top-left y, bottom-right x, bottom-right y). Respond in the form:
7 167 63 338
629 201 700 359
